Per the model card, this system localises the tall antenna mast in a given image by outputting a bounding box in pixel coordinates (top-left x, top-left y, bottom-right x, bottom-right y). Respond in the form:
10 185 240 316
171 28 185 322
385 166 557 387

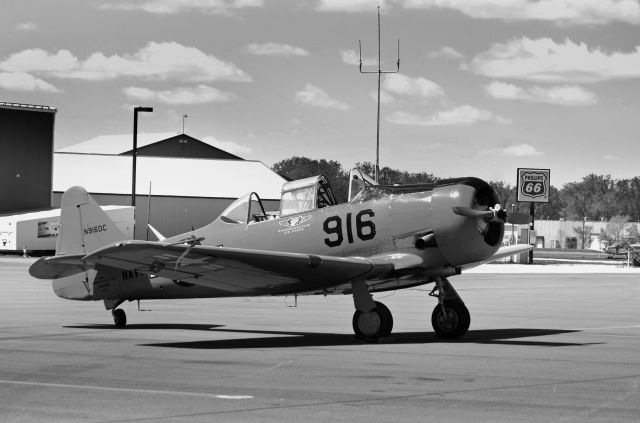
359 5 399 182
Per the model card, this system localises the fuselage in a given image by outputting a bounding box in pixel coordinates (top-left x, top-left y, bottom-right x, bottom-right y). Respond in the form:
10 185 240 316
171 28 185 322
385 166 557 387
57 177 504 302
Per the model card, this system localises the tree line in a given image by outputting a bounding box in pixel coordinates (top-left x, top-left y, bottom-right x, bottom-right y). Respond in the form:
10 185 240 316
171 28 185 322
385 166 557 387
272 156 640 222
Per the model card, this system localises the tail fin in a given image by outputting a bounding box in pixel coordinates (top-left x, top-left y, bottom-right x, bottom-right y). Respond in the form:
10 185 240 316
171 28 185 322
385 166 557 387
57 186 128 255
30 186 129 299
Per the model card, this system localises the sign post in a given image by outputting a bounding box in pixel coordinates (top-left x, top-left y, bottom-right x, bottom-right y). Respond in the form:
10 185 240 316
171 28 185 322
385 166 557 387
516 168 550 263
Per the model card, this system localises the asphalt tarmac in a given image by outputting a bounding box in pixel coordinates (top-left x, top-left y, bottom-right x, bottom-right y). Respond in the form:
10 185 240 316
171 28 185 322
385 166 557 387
1 257 639 422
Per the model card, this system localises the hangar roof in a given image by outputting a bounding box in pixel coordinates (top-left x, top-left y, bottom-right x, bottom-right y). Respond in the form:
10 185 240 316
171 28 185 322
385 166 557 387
0 101 57 113
53 153 286 200
57 132 185 154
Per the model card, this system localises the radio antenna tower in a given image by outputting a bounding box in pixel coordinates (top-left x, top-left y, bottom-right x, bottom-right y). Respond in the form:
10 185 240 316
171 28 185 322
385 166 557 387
359 5 399 182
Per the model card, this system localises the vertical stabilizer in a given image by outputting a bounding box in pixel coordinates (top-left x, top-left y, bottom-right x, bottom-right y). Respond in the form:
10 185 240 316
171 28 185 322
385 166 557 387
57 186 127 255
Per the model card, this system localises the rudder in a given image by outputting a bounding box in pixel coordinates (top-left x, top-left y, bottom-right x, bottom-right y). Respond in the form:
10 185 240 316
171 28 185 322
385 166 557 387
57 186 127 255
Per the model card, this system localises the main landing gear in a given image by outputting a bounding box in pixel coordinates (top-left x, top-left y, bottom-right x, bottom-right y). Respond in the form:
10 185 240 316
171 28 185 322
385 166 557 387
112 308 127 328
104 299 127 328
349 277 470 340
350 280 393 339
429 277 470 338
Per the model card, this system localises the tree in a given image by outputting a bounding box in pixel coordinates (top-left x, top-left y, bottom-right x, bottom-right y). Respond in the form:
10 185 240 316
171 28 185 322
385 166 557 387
560 174 612 220
599 215 630 248
573 222 593 249
355 161 438 185
272 156 348 202
535 185 564 220
489 181 517 210
626 224 640 244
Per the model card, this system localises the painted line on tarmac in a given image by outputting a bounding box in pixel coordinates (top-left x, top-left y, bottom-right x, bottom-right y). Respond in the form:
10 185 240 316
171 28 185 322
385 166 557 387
461 283 620 290
0 379 253 400
575 324 640 331
3 289 51 292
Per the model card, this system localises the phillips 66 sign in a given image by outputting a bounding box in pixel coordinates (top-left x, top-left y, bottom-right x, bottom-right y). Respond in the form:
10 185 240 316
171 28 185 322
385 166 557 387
517 168 550 203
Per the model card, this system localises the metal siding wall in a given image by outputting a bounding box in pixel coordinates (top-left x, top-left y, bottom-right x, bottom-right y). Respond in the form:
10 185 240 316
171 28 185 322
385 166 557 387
0 108 54 212
52 192 280 240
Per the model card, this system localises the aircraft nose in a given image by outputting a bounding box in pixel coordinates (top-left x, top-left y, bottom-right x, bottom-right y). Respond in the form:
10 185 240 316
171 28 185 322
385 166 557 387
429 178 504 265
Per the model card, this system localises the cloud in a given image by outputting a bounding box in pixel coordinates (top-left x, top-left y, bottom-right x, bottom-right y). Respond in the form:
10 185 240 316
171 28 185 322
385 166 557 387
0 42 251 82
469 37 640 83
123 85 236 104
502 144 543 157
428 46 464 60
340 49 377 67
16 22 37 31
294 84 350 110
370 90 395 104
246 42 310 57
485 81 598 106
202 136 252 155
100 0 263 15
602 154 619 160
0 49 78 74
400 0 640 25
317 0 389 12
383 73 445 99
0 72 61 93
387 105 512 126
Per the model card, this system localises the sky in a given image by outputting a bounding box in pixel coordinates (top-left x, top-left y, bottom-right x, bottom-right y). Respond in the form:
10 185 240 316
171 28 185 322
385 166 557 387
2 0 640 188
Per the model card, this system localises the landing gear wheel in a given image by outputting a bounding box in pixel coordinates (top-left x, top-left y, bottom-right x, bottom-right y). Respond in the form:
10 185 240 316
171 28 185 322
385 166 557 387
352 301 393 339
112 308 127 328
431 300 470 339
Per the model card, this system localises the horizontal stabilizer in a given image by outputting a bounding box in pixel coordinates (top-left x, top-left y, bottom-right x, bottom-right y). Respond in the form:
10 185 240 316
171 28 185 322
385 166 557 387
29 254 93 279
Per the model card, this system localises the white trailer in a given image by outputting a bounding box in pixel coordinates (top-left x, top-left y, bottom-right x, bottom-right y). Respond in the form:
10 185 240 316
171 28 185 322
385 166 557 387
0 206 134 252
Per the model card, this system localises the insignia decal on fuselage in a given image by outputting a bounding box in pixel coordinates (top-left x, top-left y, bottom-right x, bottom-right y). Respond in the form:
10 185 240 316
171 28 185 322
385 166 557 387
278 215 312 234
279 215 311 227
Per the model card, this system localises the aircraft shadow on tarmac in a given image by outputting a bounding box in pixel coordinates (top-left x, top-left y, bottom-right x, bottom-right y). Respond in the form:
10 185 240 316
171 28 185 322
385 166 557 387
66 324 600 349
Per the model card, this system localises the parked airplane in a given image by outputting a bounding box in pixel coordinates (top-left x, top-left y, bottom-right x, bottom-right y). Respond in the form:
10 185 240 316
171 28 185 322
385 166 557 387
29 171 532 339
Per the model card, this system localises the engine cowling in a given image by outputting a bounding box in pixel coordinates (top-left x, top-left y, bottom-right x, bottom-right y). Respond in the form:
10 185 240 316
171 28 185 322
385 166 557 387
429 178 504 266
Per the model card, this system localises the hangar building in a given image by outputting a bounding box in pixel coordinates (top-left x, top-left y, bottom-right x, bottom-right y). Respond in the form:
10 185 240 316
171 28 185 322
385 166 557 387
55 133 285 240
0 102 56 212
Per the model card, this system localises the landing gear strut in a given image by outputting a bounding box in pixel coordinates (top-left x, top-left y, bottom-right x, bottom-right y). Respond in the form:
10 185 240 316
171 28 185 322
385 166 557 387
350 280 393 339
429 277 470 338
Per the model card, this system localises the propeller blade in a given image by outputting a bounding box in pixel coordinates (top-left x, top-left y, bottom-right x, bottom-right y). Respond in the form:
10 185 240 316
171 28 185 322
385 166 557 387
453 206 531 225
506 211 532 225
452 206 494 219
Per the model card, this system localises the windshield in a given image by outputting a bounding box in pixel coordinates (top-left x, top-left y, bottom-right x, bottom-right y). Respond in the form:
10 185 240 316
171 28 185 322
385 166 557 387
219 192 269 224
220 193 252 223
280 186 315 216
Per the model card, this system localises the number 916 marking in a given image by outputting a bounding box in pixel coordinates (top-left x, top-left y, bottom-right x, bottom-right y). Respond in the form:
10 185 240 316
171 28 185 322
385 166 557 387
323 209 375 247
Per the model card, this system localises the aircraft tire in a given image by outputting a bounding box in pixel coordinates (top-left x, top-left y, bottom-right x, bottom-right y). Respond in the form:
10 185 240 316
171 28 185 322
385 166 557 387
112 309 127 328
352 301 393 339
431 300 470 338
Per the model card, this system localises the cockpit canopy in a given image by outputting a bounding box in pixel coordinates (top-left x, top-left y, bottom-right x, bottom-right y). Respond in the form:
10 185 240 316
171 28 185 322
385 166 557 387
219 175 338 224
280 175 337 216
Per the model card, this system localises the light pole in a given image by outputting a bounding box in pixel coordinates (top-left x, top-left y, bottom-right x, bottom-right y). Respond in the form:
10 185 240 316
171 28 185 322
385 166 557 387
132 106 153 208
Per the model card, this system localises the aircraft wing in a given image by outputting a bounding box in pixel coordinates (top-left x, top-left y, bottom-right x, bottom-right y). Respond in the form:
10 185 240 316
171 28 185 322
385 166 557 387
462 244 534 271
81 241 394 295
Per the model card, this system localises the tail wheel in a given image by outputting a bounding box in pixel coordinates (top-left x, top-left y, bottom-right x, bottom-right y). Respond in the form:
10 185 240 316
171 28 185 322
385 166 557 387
352 301 393 339
431 300 470 338
112 308 127 328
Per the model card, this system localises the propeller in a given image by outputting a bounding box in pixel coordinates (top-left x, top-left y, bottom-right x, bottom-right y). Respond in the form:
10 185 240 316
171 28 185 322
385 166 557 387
453 204 531 225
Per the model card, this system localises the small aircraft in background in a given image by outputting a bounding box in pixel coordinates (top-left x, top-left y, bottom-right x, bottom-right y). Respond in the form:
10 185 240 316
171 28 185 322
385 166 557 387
30 170 532 340
604 241 628 259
